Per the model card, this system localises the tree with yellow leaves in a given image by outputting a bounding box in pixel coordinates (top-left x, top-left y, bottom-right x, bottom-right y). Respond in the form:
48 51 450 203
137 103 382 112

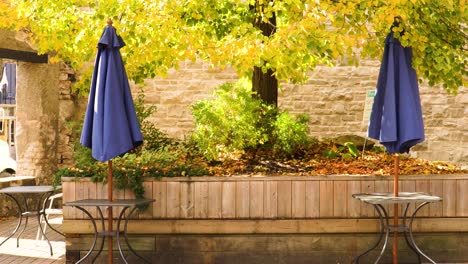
1 0 466 103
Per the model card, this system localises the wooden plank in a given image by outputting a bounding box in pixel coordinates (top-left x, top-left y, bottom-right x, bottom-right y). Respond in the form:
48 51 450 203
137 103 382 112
374 180 389 215
64 218 468 234
429 180 443 217
75 181 86 219
125 188 136 199
249 181 264 218
113 186 125 220
401 180 416 216
139 181 154 219
457 180 468 217
347 180 361 217
180 182 194 219
95 182 108 219
236 181 250 218
292 181 306 218
305 181 319 218
415 179 430 216
167 182 181 218
0 48 48 63
264 181 278 218
208 182 222 218
333 181 347 217
85 181 97 218
221 182 236 218
443 180 457 217
319 181 333 217
194 182 209 218
360 181 374 217
277 181 292 218
153 181 167 218
62 181 76 220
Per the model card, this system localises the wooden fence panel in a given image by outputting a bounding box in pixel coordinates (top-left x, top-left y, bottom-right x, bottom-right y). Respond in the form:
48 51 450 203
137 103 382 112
180 181 194 218
457 180 468 216
140 181 154 219
360 181 374 217
292 181 306 218
429 180 443 217
194 182 209 218
319 181 334 217
250 181 264 218
277 181 292 218
61 176 468 221
415 179 430 216
62 181 76 219
264 181 278 218
443 180 457 216
236 181 250 218
333 181 347 217
305 181 319 218
401 180 416 215
167 182 181 218
347 180 361 217
374 180 390 215
153 181 167 218
208 182 222 218
221 182 236 218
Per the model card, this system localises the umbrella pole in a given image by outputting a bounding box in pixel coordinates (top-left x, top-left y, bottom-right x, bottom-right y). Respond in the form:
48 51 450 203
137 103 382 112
108 160 113 264
393 154 399 264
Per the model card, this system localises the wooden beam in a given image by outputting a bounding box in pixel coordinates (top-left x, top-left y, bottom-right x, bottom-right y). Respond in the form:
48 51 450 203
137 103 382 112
63 218 468 235
0 48 48 63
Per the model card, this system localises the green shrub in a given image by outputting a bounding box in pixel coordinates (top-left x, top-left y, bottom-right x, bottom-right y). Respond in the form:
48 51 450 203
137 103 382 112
190 80 268 160
271 112 310 154
190 79 311 160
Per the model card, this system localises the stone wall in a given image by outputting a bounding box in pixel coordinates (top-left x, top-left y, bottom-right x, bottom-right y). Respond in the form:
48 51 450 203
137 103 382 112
0 29 78 183
138 60 468 165
2 25 468 182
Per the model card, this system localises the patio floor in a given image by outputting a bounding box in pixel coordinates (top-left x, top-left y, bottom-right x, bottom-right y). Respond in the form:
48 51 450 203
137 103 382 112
0 216 65 263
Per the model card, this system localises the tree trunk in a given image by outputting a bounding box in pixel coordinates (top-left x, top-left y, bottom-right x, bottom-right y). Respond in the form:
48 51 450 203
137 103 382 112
252 2 278 106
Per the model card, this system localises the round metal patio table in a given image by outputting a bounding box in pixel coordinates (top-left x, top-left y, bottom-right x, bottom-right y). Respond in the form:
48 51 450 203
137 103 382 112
352 192 442 264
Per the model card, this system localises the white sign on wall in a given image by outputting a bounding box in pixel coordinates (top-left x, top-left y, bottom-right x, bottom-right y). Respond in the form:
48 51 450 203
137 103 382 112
362 90 376 128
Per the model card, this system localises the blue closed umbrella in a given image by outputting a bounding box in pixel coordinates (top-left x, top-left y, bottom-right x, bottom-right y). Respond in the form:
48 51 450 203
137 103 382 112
80 20 142 264
81 24 143 161
367 29 425 264
368 32 424 153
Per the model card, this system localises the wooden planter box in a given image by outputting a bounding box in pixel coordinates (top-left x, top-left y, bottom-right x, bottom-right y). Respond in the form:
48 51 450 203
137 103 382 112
62 175 468 263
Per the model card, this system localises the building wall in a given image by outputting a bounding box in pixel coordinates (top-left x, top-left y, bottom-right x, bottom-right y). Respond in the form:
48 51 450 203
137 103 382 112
139 60 468 165
0 30 78 183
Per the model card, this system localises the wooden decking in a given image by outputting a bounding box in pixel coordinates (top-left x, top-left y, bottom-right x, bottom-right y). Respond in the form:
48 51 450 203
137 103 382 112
0 216 65 263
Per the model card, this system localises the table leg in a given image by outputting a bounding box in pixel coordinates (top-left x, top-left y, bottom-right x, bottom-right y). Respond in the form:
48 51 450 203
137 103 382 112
74 205 99 264
91 206 106 263
375 204 391 264
401 203 421 263
116 206 130 264
353 204 389 264
0 194 23 247
36 192 54 255
41 192 65 237
122 206 152 263
17 194 29 247
408 202 436 264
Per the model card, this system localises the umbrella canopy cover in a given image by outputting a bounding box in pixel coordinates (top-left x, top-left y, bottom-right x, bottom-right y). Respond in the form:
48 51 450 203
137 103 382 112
368 32 424 154
81 25 143 162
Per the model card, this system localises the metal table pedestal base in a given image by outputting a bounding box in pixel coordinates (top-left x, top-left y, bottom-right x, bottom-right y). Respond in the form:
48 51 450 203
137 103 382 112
353 202 436 264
